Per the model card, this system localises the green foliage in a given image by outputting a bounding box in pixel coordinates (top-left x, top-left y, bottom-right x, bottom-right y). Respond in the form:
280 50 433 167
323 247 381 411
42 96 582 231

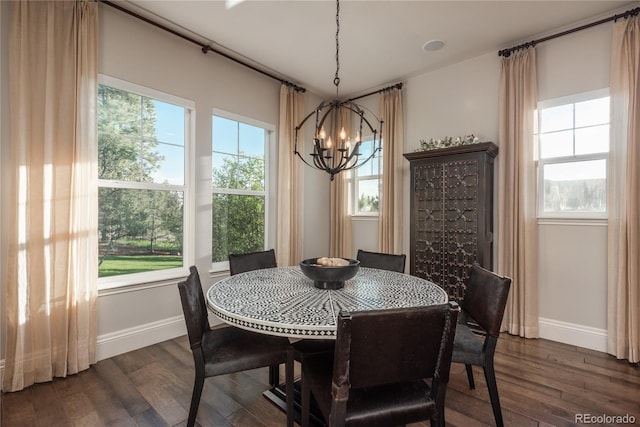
358 194 379 212
99 255 182 277
212 156 266 263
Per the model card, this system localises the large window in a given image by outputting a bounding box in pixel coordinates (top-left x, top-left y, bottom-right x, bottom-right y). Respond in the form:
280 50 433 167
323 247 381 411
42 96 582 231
536 89 609 218
352 138 382 215
212 111 272 271
98 76 192 285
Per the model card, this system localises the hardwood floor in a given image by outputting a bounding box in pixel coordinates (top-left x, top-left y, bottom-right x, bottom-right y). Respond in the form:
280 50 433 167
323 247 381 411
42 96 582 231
2 333 639 426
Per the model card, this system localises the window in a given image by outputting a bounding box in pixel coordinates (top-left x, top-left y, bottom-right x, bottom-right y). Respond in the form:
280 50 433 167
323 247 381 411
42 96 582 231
98 76 192 285
212 111 272 271
352 138 382 215
536 89 609 218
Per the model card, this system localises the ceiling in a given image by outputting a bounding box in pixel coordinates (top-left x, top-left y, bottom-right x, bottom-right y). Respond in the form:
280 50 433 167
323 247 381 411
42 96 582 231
124 0 636 98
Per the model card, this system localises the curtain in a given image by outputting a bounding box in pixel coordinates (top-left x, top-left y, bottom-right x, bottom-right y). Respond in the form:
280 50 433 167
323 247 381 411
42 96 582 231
276 85 305 266
497 48 539 338
608 14 640 363
3 0 99 392
378 88 404 254
329 108 353 258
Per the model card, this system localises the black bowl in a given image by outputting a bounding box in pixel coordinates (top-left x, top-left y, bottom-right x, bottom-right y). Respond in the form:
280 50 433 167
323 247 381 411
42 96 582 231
299 258 360 290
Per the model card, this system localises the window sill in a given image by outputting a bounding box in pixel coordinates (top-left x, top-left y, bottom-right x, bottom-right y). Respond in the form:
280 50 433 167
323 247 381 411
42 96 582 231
351 214 379 221
537 217 607 226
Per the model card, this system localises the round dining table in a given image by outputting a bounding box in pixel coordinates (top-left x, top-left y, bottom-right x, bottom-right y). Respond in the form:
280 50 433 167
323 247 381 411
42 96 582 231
206 266 449 339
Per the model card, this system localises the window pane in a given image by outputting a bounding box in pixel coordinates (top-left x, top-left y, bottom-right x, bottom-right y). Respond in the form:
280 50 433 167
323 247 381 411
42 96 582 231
98 86 141 137
239 123 265 159
575 124 609 155
143 100 185 146
539 130 573 159
542 160 606 213
213 116 238 154
212 194 265 263
148 142 185 185
540 104 573 133
98 188 184 277
357 179 379 213
575 97 609 128
98 85 185 185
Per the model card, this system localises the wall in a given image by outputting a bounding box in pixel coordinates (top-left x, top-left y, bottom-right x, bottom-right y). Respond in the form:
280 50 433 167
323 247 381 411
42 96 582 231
402 19 615 351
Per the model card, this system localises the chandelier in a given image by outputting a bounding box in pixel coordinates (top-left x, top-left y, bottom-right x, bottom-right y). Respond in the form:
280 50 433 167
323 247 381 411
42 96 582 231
294 0 383 181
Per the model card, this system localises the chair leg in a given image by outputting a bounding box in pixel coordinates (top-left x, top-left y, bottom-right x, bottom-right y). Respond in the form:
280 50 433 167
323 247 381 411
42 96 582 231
187 372 205 427
465 364 476 389
269 364 279 387
483 363 504 427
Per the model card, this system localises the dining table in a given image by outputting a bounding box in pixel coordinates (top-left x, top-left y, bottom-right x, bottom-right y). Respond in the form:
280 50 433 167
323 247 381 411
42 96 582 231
206 265 448 425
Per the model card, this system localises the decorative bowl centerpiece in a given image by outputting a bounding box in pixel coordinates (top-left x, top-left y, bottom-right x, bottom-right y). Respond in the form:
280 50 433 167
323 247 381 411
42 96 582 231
300 257 360 290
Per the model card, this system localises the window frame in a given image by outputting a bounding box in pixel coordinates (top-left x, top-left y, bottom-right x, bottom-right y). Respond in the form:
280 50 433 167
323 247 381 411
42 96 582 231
351 135 382 217
97 75 194 290
536 88 609 220
211 109 274 272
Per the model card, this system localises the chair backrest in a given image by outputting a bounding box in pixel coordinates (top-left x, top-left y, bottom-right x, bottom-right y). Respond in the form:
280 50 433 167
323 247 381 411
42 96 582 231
228 249 277 275
177 266 210 349
356 249 406 273
461 264 512 337
333 303 459 391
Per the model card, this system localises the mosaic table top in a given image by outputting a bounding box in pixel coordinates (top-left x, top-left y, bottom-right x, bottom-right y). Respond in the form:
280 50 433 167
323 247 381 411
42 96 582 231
206 266 448 339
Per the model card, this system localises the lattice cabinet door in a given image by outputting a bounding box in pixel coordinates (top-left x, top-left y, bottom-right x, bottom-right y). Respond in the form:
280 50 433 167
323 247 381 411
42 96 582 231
404 142 498 301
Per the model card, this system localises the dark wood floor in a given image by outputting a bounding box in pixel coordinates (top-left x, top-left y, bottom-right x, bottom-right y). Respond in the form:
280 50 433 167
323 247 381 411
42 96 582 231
2 333 639 426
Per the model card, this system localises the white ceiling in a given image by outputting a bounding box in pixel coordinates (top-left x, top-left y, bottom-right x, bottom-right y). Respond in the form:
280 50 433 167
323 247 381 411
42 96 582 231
124 0 636 98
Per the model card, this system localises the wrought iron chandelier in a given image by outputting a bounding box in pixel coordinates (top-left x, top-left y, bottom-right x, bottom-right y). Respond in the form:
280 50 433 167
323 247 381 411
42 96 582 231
294 0 383 181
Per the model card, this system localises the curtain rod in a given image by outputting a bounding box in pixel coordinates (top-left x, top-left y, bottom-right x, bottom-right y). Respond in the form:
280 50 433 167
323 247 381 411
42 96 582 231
346 82 403 103
499 6 640 57
99 0 306 92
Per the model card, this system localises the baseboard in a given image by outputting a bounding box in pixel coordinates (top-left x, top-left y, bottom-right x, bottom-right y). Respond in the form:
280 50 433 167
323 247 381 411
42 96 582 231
538 317 607 352
96 315 187 361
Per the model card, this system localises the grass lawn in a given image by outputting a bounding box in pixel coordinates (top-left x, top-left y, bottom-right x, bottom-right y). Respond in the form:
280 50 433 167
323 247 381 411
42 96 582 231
99 255 183 277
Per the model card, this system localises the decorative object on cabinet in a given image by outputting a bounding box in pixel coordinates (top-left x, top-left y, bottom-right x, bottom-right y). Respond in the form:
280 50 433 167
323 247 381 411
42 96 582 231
418 134 479 151
404 142 498 300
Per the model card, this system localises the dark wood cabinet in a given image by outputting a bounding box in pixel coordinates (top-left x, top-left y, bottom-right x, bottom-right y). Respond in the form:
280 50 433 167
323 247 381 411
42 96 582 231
404 142 498 300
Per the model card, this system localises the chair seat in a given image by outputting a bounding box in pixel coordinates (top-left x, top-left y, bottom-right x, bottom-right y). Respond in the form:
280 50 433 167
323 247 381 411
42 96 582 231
202 326 292 377
291 339 335 361
452 323 485 365
303 353 435 427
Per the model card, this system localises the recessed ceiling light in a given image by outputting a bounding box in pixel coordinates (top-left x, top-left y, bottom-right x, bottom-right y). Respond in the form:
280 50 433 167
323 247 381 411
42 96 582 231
422 40 446 52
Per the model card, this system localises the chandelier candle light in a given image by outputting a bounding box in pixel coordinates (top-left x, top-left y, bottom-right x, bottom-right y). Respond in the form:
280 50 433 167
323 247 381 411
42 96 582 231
294 0 383 181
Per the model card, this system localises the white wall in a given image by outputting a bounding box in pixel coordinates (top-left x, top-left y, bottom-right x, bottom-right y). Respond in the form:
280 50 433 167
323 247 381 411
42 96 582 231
402 18 615 352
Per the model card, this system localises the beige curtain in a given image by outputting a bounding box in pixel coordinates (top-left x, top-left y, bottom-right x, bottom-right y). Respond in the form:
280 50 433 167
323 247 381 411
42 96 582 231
4 0 99 392
497 48 539 338
607 15 640 363
276 85 305 266
329 108 353 258
378 88 404 254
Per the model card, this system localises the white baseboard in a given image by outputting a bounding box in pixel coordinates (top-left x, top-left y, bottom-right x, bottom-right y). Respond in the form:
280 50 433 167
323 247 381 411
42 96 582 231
538 317 607 352
96 315 187 361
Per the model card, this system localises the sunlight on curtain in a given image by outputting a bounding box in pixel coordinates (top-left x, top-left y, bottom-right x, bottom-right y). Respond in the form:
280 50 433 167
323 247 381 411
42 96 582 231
3 0 98 392
497 48 539 338
378 88 404 254
276 85 305 266
608 14 640 363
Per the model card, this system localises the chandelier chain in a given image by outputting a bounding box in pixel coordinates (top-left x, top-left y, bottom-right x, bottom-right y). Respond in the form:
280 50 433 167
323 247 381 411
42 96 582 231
334 0 340 97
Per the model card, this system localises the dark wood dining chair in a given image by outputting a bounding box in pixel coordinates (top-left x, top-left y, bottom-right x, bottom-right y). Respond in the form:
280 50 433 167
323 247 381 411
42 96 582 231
228 249 280 384
452 263 511 427
356 249 406 273
228 248 277 275
178 266 294 427
301 302 460 427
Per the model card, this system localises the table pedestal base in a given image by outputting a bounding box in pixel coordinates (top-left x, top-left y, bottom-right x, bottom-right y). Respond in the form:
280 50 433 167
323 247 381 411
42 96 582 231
263 380 326 427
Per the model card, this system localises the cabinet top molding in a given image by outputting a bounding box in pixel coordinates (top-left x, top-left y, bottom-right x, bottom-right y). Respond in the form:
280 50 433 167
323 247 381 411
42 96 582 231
404 141 498 161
